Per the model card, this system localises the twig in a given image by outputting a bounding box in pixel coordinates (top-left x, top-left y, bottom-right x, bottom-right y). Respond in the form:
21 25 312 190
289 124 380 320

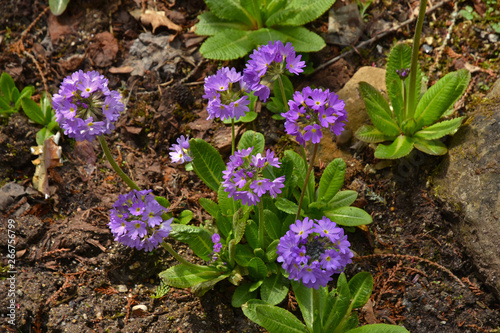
10 6 50 54
24 51 49 92
311 0 452 75
428 1 459 75
354 253 465 287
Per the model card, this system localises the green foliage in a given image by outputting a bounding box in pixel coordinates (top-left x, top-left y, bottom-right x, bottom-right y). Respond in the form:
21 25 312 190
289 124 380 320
243 272 408 333
0 72 34 118
189 138 226 191
196 0 336 59
49 0 71 16
355 43 470 159
150 280 170 299
21 92 60 145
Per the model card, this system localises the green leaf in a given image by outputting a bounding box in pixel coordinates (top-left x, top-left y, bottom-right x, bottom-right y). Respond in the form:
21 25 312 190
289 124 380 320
205 0 256 26
16 86 34 111
49 0 71 15
275 197 300 215
245 220 259 249
234 243 254 266
413 137 448 155
327 190 358 210
177 210 193 225
414 117 463 140
155 196 171 208
191 272 231 296
291 281 314 332
21 98 45 125
385 43 412 125
414 69 470 128
233 208 248 245
323 273 351 331
200 29 254 60
190 138 226 191
195 12 250 36
284 149 313 206
224 110 258 124
359 82 400 136
266 239 279 262
218 184 236 217
247 257 268 281
242 300 309 333
170 224 213 261
232 283 259 307
347 324 410 333
0 72 16 101
348 272 373 309
275 0 336 26
263 209 281 240
237 130 265 154
40 92 54 125
355 124 397 143
199 197 219 218
260 272 289 305
323 206 372 226
36 128 53 146
271 26 325 53
159 264 221 288
374 135 414 159
248 28 288 47
318 158 345 203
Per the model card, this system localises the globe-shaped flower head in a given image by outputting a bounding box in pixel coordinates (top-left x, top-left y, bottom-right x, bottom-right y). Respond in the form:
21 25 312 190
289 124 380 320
281 87 348 147
109 189 172 252
222 147 285 206
52 70 125 142
243 40 306 102
203 67 251 121
277 217 353 289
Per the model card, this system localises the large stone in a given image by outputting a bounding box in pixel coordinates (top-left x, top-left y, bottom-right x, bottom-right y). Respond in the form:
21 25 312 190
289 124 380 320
308 66 387 165
432 81 500 299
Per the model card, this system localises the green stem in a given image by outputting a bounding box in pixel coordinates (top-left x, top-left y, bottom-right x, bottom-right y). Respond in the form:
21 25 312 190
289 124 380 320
312 287 321 333
407 0 427 120
295 143 319 220
257 200 265 249
98 135 140 191
161 241 206 269
231 118 236 155
277 75 288 112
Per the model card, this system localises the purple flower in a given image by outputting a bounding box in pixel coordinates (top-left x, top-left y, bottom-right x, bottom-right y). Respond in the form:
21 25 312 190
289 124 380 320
281 87 348 147
222 147 285 206
211 233 223 261
53 70 124 142
203 67 250 121
169 135 192 164
243 40 306 102
109 189 172 251
396 68 410 80
276 217 353 289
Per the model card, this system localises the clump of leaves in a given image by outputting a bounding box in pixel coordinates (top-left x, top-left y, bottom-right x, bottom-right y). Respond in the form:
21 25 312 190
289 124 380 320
355 43 470 159
21 92 60 145
0 72 34 118
195 0 335 60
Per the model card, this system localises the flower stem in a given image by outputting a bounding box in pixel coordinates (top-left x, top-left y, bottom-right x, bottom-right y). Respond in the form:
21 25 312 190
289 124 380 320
98 135 140 191
161 241 207 269
231 118 236 155
295 143 319 220
312 287 321 333
277 75 288 111
257 200 265 249
407 0 427 120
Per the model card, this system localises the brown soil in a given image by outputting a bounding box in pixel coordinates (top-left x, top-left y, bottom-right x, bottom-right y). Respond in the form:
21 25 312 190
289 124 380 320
1 0 499 332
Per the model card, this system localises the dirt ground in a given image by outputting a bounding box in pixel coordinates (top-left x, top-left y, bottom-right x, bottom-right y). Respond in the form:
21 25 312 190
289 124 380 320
1 0 499 332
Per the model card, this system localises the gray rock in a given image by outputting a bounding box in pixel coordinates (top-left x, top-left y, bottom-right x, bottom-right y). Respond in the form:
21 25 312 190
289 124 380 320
432 79 500 299
0 182 25 211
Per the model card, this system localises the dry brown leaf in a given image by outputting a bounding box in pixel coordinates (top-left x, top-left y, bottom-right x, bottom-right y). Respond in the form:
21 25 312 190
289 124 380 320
31 133 63 198
129 9 182 33
109 66 134 74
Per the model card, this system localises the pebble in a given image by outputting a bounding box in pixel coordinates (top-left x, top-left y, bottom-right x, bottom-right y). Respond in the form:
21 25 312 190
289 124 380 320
132 304 148 312
117 284 128 293
421 44 433 54
488 34 498 43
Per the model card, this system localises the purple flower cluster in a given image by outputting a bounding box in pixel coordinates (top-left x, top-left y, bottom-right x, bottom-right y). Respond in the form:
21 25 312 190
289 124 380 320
396 68 410 80
222 147 285 206
281 87 348 147
109 189 172 252
211 233 222 261
52 70 125 142
203 67 250 121
243 40 306 102
169 135 192 164
277 217 353 289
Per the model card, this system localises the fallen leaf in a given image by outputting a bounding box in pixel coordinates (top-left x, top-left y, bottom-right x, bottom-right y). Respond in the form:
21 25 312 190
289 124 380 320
31 133 63 198
87 31 119 67
129 9 182 33
109 66 134 74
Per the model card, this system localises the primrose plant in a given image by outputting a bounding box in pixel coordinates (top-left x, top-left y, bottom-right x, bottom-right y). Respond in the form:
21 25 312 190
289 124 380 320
195 0 335 59
355 0 470 159
52 41 406 332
